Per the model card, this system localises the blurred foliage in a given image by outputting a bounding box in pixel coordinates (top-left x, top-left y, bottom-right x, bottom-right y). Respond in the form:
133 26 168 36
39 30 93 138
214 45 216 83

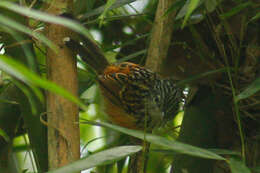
0 0 259 173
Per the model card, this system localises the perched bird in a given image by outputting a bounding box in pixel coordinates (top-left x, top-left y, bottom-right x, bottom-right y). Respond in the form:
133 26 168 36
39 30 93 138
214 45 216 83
64 36 183 131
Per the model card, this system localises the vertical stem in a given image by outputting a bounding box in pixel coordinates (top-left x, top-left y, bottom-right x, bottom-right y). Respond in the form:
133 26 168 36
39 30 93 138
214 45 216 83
145 0 176 73
222 46 245 162
45 0 80 170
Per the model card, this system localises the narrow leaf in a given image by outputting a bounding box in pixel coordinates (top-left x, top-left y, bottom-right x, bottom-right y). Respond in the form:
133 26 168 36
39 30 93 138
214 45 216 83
176 67 228 86
47 146 142 173
235 77 260 102
0 14 56 50
250 12 260 22
99 0 117 26
0 55 88 111
228 157 251 173
208 149 241 156
181 0 200 28
11 79 39 115
117 49 147 63
152 148 241 156
164 0 186 17
205 0 218 12
0 99 18 105
0 1 93 41
0 128 10 142
81 120 225 160
80 0 137 19
220 2 252 19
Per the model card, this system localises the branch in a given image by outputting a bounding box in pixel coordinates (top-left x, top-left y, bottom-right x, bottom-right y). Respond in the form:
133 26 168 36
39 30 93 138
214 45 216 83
145 0 177 74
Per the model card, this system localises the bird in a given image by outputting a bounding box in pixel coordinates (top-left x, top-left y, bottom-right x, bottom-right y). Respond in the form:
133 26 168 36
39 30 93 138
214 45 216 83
63 36 183 131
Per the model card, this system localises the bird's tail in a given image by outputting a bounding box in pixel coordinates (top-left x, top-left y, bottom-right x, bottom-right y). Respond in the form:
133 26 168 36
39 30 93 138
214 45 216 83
61 13 109 75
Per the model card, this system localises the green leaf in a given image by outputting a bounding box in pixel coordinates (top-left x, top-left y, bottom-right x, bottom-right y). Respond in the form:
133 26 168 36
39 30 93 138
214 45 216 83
228 157 251 173
0 55 88 111
47 146 142 173
0 99 18 105
164 0 186 17
117 49 147 63
154 148 241 156
74 0 95 15
0 128 10 142
235 77 260 102
81 120 226 160
0 14 56 50
11 79 40 115
98 0 117 26
220 2 252 20
0 1 93 41
80 0 137 19
208 149 241 156
181 0 200 28
205 0 218 12
176 67 228 86
250 12 260 22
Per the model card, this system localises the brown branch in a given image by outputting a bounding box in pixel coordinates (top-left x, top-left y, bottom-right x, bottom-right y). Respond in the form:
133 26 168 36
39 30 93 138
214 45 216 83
45 0 80 171
145 0 177 74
